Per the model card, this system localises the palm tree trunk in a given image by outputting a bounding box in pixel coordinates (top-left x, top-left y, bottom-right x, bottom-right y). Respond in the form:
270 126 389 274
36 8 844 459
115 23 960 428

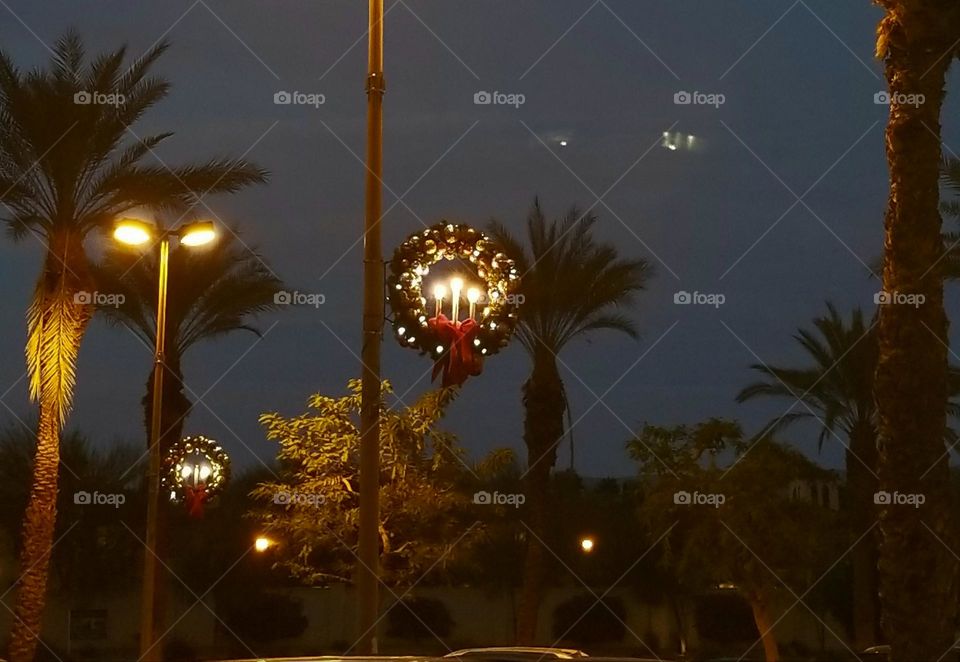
516 350 565 644
10 235 92 662
875 9 959 660
8 409 60 662
847 424 879 649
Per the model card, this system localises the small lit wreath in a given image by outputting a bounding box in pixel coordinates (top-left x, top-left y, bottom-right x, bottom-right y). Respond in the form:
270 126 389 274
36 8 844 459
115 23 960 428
388 221 521 387
161 435 230 518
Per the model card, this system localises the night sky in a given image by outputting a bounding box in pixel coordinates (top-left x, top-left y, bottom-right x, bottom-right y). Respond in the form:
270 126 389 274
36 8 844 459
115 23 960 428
2 0 960 478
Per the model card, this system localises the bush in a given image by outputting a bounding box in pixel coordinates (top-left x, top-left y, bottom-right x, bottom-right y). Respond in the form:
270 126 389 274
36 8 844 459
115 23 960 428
386 596 455 640
551 595 627 645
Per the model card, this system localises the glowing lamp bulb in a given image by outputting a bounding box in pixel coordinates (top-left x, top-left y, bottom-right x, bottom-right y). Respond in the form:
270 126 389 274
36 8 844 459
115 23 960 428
179 221 216 247
467 288 480 303
113 219 153 246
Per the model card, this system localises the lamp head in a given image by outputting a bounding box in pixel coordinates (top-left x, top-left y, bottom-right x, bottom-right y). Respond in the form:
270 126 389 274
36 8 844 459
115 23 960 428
178 220 216 247
113 218 154 246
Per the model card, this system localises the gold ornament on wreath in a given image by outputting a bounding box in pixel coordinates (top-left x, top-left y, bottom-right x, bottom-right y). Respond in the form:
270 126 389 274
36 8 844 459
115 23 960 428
161 435 230 518
388 221 522 387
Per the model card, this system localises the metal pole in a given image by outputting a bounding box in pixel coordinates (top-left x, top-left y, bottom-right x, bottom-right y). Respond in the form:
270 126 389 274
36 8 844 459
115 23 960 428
357 0 385 653
139 236 169 662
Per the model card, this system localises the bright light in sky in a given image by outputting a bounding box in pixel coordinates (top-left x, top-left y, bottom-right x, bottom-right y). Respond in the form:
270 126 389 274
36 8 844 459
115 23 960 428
662 130 697 152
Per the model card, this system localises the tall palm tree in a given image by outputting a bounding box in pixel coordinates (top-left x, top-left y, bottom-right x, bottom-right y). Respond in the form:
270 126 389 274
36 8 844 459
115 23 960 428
95 232 282 457
94 232 281 635
0 33 266 661
736 303 879 648
488 199 652 643
873 4 960 659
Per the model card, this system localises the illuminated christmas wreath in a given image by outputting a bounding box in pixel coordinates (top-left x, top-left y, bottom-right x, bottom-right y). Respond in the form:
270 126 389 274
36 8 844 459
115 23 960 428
388 221 521 387
161 435 230 518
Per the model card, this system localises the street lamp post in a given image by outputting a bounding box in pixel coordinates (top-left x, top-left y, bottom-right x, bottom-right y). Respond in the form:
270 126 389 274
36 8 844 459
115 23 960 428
358 0 385 654
113 217 216 662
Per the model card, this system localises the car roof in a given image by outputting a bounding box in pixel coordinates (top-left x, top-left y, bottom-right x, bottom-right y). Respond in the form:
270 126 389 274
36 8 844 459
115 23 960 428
445 649 587 659
218 657 442 662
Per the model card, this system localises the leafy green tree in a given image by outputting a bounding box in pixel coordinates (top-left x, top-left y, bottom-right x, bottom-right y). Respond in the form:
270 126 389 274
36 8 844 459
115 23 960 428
873 4 960 659
0 32 265 659
487 199 652 642
631 420 841 662
251 380 482 586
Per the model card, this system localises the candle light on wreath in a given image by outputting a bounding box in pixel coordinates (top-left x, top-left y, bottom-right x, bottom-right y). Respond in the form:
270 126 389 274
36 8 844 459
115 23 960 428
467 287 480 320
433 283 446 318
449 277 464 321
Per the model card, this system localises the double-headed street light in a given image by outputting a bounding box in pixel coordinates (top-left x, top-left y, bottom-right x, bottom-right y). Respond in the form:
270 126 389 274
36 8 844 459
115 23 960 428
113 217 216 662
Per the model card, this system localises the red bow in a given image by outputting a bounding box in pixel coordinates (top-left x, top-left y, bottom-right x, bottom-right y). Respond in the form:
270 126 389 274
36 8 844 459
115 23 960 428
428 314 483 387
184 484 209 518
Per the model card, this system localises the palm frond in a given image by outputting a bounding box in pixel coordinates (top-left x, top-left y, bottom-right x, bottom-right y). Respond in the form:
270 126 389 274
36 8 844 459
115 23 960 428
94 231 284 356
490 198 651 354
26 286 89 427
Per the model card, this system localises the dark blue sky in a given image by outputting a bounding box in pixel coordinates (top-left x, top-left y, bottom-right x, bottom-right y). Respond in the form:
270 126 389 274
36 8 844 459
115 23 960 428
2 0 960 477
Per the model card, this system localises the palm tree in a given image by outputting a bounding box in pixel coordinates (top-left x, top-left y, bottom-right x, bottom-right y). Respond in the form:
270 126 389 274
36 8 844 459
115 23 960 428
94 232 281 635
0 33 266 661
95 232 283 456
488 199 652 643
736 303 879 648
873 5 960 659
